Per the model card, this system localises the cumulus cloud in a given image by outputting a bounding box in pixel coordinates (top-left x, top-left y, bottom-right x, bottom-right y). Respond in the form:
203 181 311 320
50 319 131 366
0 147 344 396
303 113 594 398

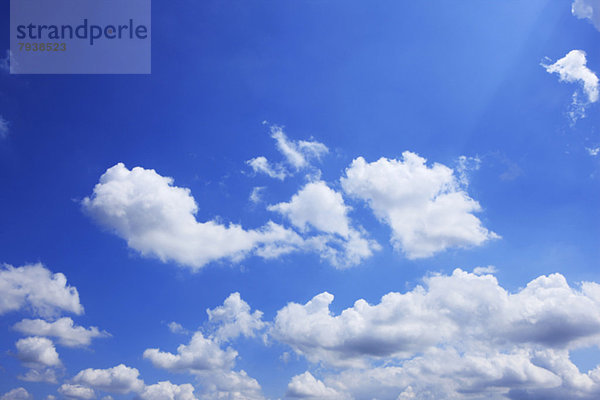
144 294 266 400
572 0 600 30
286 372 348 399
543 50 599 122
0 388 32 400
83 163 305 270
269 181 352 237
272 269 600 398
143 331 237 372
268 181 380 267
195 370 264 400
542 50 599 102
58 384 95 400
72 364 145 394
0 263 83 317
13 317 109 347
206 292 265 342
140 381 197 400
246 126 328 180
341 152 498 259
16 337 61 368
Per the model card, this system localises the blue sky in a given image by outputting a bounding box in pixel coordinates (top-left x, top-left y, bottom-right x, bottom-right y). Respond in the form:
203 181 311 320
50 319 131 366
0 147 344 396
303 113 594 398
1 1 600 399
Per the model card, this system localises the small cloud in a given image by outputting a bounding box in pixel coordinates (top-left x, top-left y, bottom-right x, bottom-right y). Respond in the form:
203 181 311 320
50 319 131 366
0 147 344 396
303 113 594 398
249 187 265 204
456 155 481 187
473 265 498 275
586 147 600 156
0 115 9 139
542 50 599 123
167 322 189 335
572 0 600 31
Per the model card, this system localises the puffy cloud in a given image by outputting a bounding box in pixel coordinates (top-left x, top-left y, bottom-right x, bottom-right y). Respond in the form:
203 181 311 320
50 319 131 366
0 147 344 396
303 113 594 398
195 370 264 400
82 163 304 270
16 337 61 368
0 263 83 317
271 269 600 398
144 294 265 400
272 269 600 367
341 153 498 259
206 292 265 342
72 364 145 394
286 372 347 399
140 381 197 400
269 181 351 237
572 0 600 30
586 147 599 156
13 317 109 347
543 50 599 104
268 181 380 267
58 384 95 400
143 332 237 372
247 157 287 180
0 388 32 400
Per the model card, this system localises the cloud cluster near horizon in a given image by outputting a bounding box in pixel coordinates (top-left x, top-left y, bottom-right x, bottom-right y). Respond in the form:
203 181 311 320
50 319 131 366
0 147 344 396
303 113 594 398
4 264 600 399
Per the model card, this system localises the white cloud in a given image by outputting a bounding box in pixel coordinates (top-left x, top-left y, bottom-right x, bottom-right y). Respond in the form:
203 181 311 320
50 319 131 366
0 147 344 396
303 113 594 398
72 364 145 394
144 294 266 400
286 372 348 399
249 186 265 204
0 263 83 317
473 265 498 275
14 317 109 347
341 152 498 259
140 381 197 400
572 0 600 30
586 147 599 156
0 115 8 139
168 322 188 335
269 181 352 237
16 337 61 368
206 292 265 342
456 155 481 187
58 384 95 400
195 370 264 400
83 163 304 270
143 331 237 372
272 269 600 367
18 367 58 383
246 126 328 180
543 50 599 104
268 181 380 267
247 157 287 180
270 126 328 170
271 269 600 398
0 388 32 400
